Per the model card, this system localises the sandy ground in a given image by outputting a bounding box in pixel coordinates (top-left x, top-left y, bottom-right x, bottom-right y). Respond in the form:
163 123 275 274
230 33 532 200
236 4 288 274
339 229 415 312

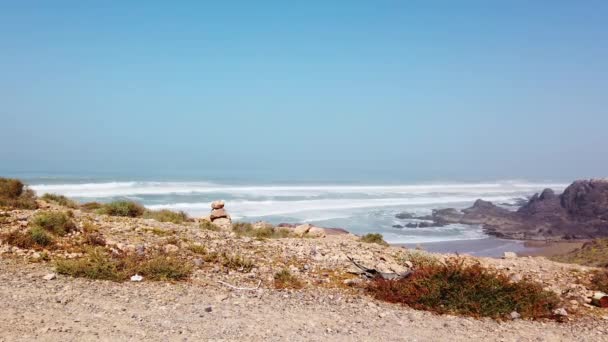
1 259 607 342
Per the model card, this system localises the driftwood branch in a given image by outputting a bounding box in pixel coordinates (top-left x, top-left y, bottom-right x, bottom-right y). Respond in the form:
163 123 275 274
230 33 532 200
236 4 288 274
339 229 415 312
217 280 262 291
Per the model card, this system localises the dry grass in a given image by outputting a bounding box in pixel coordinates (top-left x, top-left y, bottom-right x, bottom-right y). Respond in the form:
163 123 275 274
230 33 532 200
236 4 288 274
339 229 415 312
55 247 192 282
146 227 175 236
98 201 145 217
232 222 293 239
143 209 189 224
590 270 608 293
199 220 221 232
274 269 304 289
2 227 54 249
80 202 104 211
31 211 76 236
366 258 559 320
221 252 254 272
0 178 38 210
360 233 388 246
187 244 207 255
41 193 78 208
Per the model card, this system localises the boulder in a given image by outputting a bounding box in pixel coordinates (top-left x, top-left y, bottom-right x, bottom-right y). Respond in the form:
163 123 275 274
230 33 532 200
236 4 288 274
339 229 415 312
211 200 225 210
212 218 232 230
307 226 326 238
294 224 312 236
210 208 229 220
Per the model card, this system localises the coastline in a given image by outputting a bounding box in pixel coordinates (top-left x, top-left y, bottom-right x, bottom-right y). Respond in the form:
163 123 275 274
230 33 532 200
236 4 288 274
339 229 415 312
393 237 584 258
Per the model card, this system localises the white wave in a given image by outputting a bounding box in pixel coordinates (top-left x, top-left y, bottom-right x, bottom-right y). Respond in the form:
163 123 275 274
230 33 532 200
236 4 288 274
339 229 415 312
382 225 487 244
147 195 520 219
30 180 568 198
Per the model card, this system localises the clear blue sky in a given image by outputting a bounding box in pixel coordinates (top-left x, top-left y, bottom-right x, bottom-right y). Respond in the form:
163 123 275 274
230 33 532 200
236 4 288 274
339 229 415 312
1 1 607 182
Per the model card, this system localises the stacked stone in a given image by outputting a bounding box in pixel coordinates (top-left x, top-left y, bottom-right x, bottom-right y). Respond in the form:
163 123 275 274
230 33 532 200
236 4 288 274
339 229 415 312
209 200 232 230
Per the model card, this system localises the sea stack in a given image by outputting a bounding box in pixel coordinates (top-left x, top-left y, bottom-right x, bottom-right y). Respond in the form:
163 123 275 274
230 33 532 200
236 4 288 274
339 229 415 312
209 200 232 230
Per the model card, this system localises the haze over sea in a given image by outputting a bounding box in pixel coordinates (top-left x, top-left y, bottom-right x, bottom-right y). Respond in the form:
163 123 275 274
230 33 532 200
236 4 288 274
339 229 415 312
19 173 566 246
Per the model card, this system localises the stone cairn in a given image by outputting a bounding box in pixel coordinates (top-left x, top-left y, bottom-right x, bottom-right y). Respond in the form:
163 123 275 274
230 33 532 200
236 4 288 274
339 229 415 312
209 200 232 230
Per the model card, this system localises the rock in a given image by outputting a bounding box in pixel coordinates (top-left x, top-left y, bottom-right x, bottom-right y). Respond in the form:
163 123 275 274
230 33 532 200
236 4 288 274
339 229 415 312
212 218 232 230
211 200 225 210
307 227 326 238
163 244 179 254
509 273 523 282
343 278 363 287
294 224 312 236
43 273 56 281
204 306 213 313
553 308 568 316
395 212 415 219
510 311 521 320
392 224 404 229
503 252 517 259
210 208 228 220
193 258 204 267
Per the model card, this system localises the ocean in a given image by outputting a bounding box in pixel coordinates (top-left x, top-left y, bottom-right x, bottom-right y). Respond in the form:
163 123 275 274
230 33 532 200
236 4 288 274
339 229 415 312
23 176 566 249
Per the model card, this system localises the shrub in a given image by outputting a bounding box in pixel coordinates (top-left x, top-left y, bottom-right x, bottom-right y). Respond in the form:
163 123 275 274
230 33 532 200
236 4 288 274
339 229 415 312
143 209 189 224
0 178 38 209
55 247 192 282
187 244 207 255
2 227 54 249
590 270 608 293
41 193 78 208
99 201 145 217
274 269 304 289
366 258 559 319
221 252 254 272
199 220 221 232
31 211 76 236
232 222 292 239
80 202 104 211
400 250 440 268
360 233 388 246
29 226 54 246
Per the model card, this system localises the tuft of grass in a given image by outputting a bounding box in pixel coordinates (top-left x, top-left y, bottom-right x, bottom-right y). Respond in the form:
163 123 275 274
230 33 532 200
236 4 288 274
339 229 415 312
146 227 174 236
143 209 189 224
360 233 388 246
550 239 608 268
2 227 54 249
98 201 145 217
590 270 608 293
274 269 304 289
221 252 254 272
366 258 559 319
41 193 78 208
187 244 207 255
400 250 440 268
232 222 292 239
31 211 76 236
0 178 38 210
80 202 104 211
55 247 192 282
199 220 221 232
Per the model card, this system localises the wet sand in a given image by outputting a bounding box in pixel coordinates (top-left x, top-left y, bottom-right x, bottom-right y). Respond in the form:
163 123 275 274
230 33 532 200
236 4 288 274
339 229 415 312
394 237 584 258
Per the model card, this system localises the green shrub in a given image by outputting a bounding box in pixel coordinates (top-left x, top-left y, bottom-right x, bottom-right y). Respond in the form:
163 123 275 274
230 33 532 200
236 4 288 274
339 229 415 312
0 178 38 209
143 209 189 224
366 258 559 319
199 220 221 232
41 193 78 208
80 202 103 211
55 247 192 282
29 226 54 246
274 269 303 289
360 233 388 246
99 201 145 217
31 211 76 236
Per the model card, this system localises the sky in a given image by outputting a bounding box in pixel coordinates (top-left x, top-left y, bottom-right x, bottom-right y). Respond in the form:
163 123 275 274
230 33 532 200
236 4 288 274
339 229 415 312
1 1 607 182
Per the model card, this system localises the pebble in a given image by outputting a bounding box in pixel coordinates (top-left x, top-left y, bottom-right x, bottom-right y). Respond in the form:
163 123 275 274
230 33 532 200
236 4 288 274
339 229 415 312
43 273 56 281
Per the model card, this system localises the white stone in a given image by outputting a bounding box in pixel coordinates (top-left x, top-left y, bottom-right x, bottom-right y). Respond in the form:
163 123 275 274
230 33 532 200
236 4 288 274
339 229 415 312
43 273 56 281
130 274 143 282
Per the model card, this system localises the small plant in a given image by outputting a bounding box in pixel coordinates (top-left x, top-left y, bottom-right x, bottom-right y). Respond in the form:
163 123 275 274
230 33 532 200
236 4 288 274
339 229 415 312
187 244 207 255
41 193 78 208
590 270 608 293
55 247 192 282
31 211 76 236
199 220 221 232
99 201 145 217
2 228 54 249
0 178 38 209
221 252 254 272
231 222 292 239
146 227 174 236
274 269 304 289
400 250 439 268
143 209 189 224
80 202 104 211
360 233 388 246
366 258 559 319
29 226 54 246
